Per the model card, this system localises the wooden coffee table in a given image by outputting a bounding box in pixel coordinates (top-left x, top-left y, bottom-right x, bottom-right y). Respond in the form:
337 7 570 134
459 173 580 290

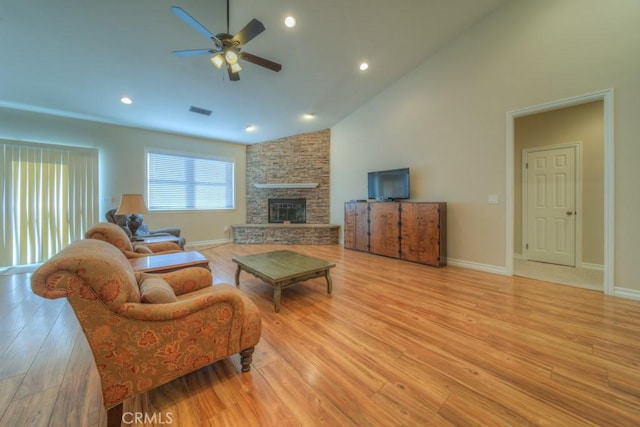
232 250 336 313
128 251 210 273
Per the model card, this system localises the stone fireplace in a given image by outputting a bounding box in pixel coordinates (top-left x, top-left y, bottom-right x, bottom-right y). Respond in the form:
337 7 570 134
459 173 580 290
232 129 340 244
269 198 306 223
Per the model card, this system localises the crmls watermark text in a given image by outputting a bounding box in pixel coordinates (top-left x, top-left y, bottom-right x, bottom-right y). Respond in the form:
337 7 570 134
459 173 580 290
122 412 174 425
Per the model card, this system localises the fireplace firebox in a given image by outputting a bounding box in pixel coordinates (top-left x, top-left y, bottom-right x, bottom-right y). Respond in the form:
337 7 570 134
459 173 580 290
269 199 306 223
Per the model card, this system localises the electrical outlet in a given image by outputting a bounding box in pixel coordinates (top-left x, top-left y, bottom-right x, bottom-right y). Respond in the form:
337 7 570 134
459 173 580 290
488 194 499 205
223 225 229 233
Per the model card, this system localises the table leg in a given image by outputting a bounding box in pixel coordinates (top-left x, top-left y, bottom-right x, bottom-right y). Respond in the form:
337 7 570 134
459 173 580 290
235 265 241 286
273 285 282 313
325 270 333 294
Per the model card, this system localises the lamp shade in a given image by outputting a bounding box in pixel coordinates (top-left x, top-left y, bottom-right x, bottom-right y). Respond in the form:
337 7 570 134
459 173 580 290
115 194 149 215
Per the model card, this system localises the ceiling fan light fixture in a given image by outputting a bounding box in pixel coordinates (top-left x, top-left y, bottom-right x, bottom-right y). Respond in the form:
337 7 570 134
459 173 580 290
245 125 256 132
171 6 282 81
359 62 369 71
210 54 224 69
225 50 239 64
120 96 133 105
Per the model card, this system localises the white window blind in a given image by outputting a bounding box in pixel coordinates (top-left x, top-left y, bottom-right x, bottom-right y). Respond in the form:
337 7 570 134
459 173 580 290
147 151 235 210
0 141 99 267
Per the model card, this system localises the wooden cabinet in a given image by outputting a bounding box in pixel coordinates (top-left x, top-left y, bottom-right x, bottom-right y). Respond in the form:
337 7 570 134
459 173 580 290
369 202 400 258
400 202 446 266
344 201 370 252
344 201 446 267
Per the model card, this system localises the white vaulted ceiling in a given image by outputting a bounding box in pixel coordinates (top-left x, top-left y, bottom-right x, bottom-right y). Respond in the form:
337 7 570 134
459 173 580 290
0 0 506 143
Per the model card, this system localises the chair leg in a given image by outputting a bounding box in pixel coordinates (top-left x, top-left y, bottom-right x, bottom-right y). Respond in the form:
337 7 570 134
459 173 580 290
107 402 123 427
240 347 255 372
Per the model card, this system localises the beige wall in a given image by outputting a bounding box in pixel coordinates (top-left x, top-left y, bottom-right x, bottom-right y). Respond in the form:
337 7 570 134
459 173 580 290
514 101 604 265
330 0 640 292
0 107 246 245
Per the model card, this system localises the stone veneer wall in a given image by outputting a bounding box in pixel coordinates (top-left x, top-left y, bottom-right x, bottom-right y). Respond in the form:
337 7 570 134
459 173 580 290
232 224 339 245
235 129 338 244
245 129 330 224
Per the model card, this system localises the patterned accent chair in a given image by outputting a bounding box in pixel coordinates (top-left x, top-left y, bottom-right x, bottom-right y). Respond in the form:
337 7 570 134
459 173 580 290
85 222 182 258
106 208 186 249
31 238 262 426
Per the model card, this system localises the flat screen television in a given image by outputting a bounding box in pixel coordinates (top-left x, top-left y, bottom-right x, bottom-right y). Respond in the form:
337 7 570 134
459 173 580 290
368 168 410 201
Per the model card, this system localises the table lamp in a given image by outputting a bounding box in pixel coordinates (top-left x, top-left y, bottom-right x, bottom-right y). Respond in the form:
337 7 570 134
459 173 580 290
115 194 149 239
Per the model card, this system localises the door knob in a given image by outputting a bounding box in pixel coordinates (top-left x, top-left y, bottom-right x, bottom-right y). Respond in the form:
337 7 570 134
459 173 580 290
566 211 574 216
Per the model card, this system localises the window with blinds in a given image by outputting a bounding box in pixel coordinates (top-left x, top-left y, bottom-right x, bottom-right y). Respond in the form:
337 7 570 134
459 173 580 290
146 151 235 210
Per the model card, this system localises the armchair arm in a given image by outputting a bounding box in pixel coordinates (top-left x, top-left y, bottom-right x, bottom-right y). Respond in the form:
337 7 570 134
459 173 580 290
123 250 160 258
148 227 181 238
117 286 245 321
137 242 182 252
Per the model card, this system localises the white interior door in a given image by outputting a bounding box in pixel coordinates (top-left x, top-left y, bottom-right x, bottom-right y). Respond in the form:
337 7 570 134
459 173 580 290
525 146 576 266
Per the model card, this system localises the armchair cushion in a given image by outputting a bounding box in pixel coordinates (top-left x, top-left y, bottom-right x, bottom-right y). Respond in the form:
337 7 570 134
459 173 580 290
134 245 153 254
139 274 178 304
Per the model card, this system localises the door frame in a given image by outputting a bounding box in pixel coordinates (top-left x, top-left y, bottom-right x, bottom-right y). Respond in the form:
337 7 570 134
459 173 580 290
505 89 614 295
521 142 582 267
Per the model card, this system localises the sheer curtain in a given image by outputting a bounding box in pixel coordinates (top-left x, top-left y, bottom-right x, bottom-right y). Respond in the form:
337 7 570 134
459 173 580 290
1 140 99 267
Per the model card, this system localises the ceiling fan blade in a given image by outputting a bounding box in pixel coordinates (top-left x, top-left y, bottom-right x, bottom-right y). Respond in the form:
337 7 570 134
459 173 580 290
226 62 240 81
240 52 282 72
171 6 219 43
172 49 218 57
231 19 265 47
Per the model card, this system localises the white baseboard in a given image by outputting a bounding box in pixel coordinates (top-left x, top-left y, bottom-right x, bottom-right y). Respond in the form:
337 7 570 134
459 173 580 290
446 258 508 276
514 255 603 272
613 287 640 301
580 262 604 271
463 257 639 302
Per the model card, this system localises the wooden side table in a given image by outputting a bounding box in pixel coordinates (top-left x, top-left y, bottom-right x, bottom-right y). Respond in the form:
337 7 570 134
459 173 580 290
128 251 210 273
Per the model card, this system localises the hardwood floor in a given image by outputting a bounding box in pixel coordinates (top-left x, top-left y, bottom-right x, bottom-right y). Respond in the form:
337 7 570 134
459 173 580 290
1 244 640 426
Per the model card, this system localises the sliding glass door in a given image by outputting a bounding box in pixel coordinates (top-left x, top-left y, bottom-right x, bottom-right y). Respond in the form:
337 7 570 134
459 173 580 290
1 141 98 267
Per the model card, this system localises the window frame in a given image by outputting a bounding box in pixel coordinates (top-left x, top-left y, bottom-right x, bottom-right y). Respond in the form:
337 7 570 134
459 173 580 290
145 148 236 212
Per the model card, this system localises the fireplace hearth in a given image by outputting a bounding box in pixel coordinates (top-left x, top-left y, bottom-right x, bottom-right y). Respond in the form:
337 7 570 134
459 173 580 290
269 198 306 223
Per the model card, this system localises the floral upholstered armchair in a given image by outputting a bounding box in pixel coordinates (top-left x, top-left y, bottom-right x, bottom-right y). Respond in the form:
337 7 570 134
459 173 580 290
85 222 182 258
106 208 186 249
31 238 262 425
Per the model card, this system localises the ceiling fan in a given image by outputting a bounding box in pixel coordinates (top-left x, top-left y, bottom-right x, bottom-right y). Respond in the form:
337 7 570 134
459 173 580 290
170 1 282 81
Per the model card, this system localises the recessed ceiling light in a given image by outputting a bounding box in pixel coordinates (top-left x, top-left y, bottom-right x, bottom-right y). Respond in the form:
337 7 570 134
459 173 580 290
303 113 316 120
120 96 133 105
359 62 369 71
284 16 296 28
245 125 256 132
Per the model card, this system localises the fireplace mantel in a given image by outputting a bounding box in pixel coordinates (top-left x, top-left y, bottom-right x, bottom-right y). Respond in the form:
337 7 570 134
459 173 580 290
254 183 318 189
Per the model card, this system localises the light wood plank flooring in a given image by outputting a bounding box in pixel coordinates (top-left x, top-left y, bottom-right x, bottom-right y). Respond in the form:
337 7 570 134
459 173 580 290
1 244 639 426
